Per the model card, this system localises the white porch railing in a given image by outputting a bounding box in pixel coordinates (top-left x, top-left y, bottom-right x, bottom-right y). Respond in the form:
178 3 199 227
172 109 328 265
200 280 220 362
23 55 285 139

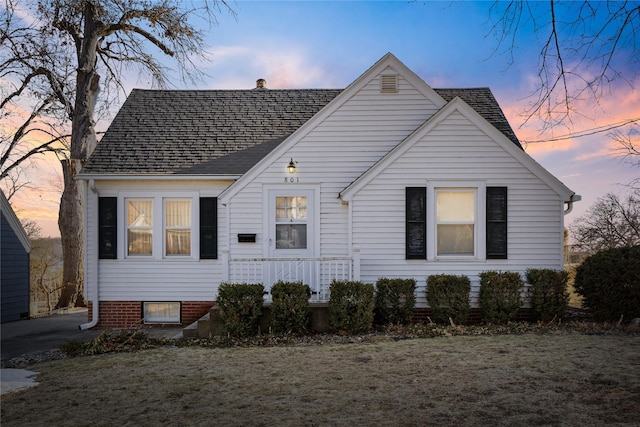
222 248 360 302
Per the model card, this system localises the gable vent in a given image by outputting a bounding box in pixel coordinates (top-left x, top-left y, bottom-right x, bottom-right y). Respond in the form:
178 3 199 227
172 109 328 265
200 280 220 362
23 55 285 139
380 74 398 93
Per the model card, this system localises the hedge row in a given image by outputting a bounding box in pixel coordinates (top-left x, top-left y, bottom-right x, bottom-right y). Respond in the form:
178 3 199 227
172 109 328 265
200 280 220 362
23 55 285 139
217 268 576 336
217 278 417 336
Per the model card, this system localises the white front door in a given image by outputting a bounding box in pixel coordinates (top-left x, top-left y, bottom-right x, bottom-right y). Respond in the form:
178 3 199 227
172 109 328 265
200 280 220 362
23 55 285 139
265 187 317 287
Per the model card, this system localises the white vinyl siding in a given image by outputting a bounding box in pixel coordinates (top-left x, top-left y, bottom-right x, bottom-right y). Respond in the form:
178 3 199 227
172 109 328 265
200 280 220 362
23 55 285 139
86 180 230 301
350 111 566 307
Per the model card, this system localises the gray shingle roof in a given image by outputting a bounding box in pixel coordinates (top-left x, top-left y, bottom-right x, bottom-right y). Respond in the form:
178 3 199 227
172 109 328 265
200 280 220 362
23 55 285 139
82 87 521 176
434 88 521 148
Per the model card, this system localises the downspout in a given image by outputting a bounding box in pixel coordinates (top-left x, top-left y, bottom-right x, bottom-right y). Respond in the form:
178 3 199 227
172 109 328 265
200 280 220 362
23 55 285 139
563 193 582 215
80 179 99 330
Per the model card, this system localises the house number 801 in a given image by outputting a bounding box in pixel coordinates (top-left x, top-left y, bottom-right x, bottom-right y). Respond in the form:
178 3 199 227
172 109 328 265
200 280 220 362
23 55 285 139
284 177 300 183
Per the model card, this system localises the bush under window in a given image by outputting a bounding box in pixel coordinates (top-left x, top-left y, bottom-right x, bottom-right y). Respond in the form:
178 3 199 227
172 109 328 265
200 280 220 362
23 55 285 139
426 274 471 324
374 278 416 325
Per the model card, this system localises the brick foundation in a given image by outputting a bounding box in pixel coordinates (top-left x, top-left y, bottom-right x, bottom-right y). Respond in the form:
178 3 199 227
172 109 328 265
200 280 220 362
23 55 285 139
86 302 531 329
87 300 215 328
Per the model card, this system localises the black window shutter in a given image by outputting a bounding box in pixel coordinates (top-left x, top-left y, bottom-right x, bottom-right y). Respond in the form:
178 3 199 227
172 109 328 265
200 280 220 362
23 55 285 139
200 197 218 259
98 197 117 259
406 187 426 259
486 187 507 259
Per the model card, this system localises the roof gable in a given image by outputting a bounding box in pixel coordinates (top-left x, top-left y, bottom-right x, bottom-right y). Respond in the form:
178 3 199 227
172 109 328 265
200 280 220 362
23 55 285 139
339 97 574 202
220 53 459 201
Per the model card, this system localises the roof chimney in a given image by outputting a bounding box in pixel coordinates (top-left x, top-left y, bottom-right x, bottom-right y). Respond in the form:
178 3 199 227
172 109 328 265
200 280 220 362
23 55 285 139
256 78 267 89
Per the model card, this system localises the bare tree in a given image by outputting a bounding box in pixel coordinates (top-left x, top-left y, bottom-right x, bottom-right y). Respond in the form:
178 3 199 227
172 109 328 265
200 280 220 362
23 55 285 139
1 0 234 308
569 191 640 253
30 237 64 315
609 123 640 188
1 3 70 200
21 217 42 240
488 1 640 130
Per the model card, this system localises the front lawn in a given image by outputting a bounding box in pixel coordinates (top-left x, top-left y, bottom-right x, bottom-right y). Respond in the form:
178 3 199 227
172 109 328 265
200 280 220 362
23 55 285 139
2 333 639 426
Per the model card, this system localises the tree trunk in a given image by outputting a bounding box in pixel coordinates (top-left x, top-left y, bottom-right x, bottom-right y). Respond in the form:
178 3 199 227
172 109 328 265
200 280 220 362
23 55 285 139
56 159 85 308
55 3 101 309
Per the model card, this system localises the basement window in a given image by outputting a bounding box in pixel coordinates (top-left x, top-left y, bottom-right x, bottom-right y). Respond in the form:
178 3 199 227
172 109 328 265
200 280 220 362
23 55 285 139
380 74 398 93
143 302 181 324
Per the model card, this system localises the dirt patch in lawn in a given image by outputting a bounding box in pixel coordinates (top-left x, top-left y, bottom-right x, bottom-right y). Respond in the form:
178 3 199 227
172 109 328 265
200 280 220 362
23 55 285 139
2 334 639 426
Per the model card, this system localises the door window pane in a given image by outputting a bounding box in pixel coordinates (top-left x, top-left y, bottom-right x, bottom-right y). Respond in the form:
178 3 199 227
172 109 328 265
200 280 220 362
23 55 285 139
276 224 307 249
127 200 153 255
276 196 307 220
275 196 307 249
436 190 475 256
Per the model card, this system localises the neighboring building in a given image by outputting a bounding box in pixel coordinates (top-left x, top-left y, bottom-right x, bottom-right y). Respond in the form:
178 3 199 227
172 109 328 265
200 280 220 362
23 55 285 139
78 53 580 328
1 190 31 323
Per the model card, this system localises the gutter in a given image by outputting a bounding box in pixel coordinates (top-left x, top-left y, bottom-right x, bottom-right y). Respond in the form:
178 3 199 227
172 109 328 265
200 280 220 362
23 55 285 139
80 179 99 330
563 193 582 215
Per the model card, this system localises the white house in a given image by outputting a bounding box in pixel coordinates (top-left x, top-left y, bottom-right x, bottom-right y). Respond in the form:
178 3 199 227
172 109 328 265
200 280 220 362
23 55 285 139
78 53 579 328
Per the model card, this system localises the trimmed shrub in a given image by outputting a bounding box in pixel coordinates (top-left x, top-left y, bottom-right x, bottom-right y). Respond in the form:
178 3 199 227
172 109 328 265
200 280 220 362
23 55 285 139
426 274 471 324
526 268 569 322
217 283 265 337
329 280 375 334
374 278 416 325
479 271 524 323
574 246 640 321
270 281 312 334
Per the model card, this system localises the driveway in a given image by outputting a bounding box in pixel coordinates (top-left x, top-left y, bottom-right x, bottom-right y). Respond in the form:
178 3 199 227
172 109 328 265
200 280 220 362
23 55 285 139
1 310 100 362
1 311 184 395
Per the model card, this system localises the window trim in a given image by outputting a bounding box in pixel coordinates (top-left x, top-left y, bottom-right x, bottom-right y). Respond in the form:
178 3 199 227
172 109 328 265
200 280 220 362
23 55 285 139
119 192 200 261
427 181 486 261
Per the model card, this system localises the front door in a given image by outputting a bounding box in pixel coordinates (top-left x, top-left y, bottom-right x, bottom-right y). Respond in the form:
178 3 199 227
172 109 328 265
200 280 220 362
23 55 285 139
266 187 317 285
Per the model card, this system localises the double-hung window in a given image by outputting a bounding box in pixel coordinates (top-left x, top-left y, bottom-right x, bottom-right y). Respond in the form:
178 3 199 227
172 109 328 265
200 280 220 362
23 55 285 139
436 189 475 256
127 199 153 256
165 199 191 256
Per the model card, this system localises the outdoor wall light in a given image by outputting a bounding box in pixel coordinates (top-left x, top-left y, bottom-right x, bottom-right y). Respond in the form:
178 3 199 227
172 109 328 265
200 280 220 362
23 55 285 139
287 158 297 174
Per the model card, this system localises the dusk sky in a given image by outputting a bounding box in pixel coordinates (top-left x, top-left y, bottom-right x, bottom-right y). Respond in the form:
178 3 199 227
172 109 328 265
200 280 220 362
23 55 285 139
6 1 639 239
